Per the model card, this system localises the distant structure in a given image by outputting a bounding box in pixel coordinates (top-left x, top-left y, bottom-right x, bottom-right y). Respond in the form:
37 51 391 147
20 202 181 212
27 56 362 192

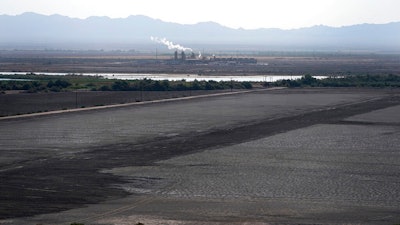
170 51 257 65
181 51 186 61
209 57 257 65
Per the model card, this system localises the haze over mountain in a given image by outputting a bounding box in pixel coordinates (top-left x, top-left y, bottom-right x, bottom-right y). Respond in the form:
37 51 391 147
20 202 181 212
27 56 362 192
1 12 400 52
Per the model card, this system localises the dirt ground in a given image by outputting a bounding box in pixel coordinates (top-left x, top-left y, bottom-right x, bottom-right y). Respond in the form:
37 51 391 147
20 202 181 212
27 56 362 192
1 50 399 75
0 88 400 225
0 90 229 117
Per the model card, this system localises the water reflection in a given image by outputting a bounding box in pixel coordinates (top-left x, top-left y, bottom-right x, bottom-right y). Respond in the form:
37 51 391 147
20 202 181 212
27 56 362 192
0 72 329 82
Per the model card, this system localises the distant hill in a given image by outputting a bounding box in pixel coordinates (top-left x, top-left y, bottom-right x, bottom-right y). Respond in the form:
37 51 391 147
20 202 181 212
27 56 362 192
1 12 400 51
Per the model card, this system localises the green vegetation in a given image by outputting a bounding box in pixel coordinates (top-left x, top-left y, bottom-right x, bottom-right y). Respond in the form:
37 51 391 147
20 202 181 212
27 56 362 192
270 74 400 88
1 73 399 94
108 79 252 91
0 74 102 93
0 73 252 93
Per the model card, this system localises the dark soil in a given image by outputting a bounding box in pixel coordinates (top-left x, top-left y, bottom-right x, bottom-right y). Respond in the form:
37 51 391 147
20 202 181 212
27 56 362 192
0 92 399 219
0 90 227 117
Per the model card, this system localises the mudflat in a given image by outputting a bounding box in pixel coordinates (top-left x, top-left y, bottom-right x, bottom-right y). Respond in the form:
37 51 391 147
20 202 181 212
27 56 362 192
1 88 399 225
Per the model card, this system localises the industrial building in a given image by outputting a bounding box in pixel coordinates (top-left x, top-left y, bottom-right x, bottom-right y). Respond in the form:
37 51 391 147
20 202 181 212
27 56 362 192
172 50 257 65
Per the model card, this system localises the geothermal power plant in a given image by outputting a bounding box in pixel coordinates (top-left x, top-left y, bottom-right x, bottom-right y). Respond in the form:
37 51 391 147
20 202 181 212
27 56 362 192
171 50 257 65
151 36 257 65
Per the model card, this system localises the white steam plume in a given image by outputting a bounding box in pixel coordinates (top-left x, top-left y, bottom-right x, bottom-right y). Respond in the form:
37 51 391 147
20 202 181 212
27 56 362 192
150 36 192 52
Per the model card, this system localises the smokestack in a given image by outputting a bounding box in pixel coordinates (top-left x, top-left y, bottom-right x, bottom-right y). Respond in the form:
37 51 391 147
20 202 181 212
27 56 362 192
174 50 178 60
181 51 186 61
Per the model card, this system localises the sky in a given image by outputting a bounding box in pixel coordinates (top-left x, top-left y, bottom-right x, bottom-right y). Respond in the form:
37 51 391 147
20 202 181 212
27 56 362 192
0 0 399 29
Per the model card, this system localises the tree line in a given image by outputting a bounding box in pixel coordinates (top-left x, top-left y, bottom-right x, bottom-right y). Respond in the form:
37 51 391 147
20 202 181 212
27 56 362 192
270 74 400 88
103 79 252 91
0 74 252 93
1 73 400 93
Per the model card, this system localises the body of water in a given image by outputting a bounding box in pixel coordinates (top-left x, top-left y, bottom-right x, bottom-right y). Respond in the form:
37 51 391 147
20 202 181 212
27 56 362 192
0 78 33 81
0 72 330 82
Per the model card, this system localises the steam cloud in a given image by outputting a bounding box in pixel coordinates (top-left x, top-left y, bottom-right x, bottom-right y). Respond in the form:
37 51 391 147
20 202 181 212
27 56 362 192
150 36 192 52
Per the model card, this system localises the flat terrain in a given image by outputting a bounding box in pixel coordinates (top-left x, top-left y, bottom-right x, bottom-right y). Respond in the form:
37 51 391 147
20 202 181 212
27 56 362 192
1 50 399 75
1 88 400 225
0 90 230 117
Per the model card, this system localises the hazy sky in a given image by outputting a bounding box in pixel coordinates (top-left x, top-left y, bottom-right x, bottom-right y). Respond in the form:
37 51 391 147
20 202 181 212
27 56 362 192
1 0 399 29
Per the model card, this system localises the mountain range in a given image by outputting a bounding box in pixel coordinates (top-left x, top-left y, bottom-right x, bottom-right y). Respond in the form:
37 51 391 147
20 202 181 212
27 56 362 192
1 12 400 51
